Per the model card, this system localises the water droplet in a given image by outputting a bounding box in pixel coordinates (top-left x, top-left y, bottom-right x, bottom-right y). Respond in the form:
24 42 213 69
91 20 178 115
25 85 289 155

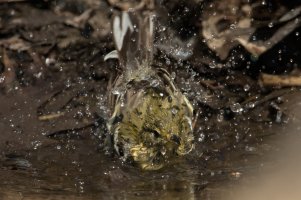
150 79 159 87
171 107 178 115
245 145 256 152
0 77 5 83
10 9 16 16
246 102 255 109
65 79 71 88
75 179 85 193
231 171 242 178
230 103 243 113
276 96 283 104
9 121 15 128
34 72 42 79
161 146 167 155
275 110 283 123
45 58 55 66
198 132 205 142
171 72 176 80
208 60 223 69
217 114 224 122
112 89 121 95
268 22 274 28
166 59 171 65
243 84 250 91
32 140 42 150
230 24 236 30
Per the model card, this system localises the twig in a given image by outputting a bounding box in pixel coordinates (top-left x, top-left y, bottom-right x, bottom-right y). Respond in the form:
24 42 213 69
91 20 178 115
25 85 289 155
259 73 301 87
38 112 65 121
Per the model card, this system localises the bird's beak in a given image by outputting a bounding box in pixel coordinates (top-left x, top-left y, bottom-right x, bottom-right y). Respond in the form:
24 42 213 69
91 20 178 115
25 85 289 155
130 144 164 170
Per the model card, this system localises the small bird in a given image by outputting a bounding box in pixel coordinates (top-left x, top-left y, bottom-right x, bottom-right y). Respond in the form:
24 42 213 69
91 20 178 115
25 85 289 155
105 11 195 170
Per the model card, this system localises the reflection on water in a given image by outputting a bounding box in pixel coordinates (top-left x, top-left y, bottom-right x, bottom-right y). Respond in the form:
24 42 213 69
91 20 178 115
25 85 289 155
0 89 300 200
0 120 285 200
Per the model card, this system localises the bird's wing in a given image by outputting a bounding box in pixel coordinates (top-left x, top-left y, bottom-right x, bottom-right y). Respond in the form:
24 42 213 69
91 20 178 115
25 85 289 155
112 11 155 72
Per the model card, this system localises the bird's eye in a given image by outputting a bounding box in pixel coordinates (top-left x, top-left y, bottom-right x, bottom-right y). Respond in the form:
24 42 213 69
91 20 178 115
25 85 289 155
170 134 181 145
152 130 160 138
143 127 161 138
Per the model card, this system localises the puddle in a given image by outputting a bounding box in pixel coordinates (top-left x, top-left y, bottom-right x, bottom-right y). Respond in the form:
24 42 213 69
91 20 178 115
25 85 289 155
1 85 300 200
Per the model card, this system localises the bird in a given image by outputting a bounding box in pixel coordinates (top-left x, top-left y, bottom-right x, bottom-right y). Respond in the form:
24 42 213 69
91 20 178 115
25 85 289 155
105 10 195 170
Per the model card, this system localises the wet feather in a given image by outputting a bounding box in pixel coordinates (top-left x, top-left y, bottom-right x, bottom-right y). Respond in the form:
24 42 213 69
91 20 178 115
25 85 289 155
106 11 195 170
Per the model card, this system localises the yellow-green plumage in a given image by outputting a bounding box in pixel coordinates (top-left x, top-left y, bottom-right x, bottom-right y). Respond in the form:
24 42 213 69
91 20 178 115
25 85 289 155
108 68 194 170
106 11 195 170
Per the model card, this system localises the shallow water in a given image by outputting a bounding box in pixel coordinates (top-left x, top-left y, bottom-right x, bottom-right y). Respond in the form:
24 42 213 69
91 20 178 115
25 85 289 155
0 126 284 200
0 85 300 200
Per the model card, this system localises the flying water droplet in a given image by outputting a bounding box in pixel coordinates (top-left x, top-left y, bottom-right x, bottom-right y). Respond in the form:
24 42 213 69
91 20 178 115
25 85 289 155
198 132 205 142
171 107 178 115
230 103 243 113
0 77 5 83
217 114 224 122
165 59 171 65
161 147 167 156
230 24 236 30
65 79 71 88
268 22 274 28
246 102 255 109
243 84 250 91
32 140 42 150
245 145 256 152
45 58 56 66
